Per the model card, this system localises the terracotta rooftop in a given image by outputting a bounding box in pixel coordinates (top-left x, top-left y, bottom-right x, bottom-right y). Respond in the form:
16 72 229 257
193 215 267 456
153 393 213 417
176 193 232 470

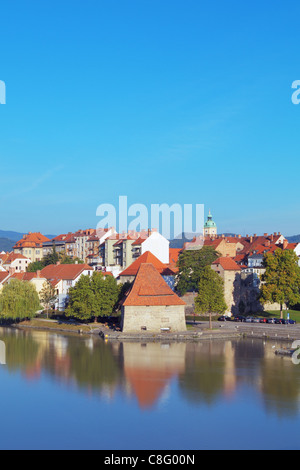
40 264 93 281
212 257 241 271
119 251 176 277
14 232 50 249
123 263 185 307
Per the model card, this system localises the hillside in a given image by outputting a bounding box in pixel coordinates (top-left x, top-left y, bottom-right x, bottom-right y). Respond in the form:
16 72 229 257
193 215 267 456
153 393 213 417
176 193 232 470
0 230 56 253
287 235 300 243
0 238 16 252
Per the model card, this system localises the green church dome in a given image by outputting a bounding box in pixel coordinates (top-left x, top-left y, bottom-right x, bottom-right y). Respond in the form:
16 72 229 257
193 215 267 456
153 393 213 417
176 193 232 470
204 210 217 228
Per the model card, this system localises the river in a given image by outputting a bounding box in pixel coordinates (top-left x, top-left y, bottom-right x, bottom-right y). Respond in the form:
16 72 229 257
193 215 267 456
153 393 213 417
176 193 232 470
0 327 299 450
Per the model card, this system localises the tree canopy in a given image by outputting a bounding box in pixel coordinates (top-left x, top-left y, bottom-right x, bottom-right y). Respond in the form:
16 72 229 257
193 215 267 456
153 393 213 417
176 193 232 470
260 249 300 317
66 272 120 321
176 246 220 295
0 279 41 321
195 265 227 328
27 247 84 272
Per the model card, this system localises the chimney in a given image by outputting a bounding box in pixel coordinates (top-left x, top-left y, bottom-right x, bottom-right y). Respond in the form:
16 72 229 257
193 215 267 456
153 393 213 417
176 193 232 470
250 236 253 243
56 261 60 266
278 232 281 236
37 270 41 278
274 232 277 236
283 239 288 249
254 234 257 237
264 233 268 237
238 234 241 239
270 234 274 241
9 267 16 276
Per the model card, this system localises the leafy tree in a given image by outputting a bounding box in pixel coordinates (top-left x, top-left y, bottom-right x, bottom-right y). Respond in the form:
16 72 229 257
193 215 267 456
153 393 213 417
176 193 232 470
60 254 84 265
66 272 119 322
195 266 227 329
176 246 220 295
27 261 44 272
43 246 59 266
260 249 300 318
0 279 41 321
40 281 57 318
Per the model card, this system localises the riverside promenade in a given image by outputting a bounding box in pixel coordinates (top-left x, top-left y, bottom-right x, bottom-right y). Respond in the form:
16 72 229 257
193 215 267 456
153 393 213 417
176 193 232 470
100 320 300 343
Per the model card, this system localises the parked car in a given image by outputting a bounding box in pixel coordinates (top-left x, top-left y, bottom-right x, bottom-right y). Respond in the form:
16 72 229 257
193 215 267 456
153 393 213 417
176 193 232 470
218 315 231 322
288 319 297 325
233 316 246 322
252 318 260 323
266 318 275 324
274 318 282 324
245 317 254 323
260 318 267 323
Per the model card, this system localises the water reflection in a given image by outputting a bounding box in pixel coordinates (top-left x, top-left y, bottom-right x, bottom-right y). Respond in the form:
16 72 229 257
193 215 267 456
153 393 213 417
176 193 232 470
0 327 299 418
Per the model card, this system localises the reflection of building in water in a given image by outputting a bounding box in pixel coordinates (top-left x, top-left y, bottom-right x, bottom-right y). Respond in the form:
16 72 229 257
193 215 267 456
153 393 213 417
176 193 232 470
223 341 237 397
123 342 186 409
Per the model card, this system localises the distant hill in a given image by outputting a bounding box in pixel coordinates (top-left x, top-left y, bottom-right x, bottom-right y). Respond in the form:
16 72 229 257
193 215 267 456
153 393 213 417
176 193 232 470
287 235 300 243
0 238 16 252
0 230 56 253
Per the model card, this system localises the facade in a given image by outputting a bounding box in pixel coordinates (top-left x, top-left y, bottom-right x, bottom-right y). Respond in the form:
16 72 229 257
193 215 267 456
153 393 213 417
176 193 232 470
211 257 242 316
1 253 30 273
43 235 68 257
13 232 50 263
121 263 186 333
40 263 94 311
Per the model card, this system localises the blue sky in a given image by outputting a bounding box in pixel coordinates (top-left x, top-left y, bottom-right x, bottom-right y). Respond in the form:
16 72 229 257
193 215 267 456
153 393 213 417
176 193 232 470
0 0 300 236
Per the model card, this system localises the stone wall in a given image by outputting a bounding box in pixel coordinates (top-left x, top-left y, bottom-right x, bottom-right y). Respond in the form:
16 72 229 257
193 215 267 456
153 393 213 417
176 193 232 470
121 305 186 333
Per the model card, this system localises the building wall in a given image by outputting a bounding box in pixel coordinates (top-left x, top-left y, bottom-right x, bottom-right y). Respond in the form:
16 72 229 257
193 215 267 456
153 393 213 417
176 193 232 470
141 232 170 264
211 264 241 316
121 304 186 333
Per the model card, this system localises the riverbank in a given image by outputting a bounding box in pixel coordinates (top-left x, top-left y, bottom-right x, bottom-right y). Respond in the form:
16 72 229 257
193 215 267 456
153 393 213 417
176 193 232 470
10 318 300 344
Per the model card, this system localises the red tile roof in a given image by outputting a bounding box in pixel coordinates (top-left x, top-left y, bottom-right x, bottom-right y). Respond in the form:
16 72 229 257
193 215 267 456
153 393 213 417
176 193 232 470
120 251 176 277
212 257 241 271
11 272 37 281
3 253 29 264
123 263 185 307
14 232 50 249
40 264 93 281
0 271 10 283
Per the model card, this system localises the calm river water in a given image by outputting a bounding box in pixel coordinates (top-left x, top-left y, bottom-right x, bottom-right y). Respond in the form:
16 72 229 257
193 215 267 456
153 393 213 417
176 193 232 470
0 327 299 450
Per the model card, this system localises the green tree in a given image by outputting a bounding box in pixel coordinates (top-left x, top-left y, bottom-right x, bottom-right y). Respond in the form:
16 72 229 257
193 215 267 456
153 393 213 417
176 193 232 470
91 272 119 322
260 249 300 318
40 280 57 318
195 266 227 329
43 246 59 266
27 261 44 272
0 279 41 321
66 272 119 322
176 246 220 295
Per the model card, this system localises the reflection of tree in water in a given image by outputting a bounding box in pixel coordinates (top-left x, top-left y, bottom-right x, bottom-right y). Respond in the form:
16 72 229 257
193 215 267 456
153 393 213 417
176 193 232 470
0 328 39 371
43 337 122 396
260 355 300 418
178 342 226 405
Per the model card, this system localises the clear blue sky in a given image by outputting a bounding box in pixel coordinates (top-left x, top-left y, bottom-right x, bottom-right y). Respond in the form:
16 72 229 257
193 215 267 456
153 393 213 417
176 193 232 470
1 0 300 236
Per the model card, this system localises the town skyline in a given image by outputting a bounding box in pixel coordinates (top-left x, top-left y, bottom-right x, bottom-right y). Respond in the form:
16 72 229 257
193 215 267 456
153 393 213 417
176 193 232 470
1 1 300 237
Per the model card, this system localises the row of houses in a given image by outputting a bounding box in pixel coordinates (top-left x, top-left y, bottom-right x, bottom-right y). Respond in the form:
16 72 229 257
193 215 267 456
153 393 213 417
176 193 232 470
2 211 299 329
12 228 171 277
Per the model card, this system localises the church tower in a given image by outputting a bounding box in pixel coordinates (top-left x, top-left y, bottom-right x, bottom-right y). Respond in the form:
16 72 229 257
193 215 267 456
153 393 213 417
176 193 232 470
204 210 217 237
